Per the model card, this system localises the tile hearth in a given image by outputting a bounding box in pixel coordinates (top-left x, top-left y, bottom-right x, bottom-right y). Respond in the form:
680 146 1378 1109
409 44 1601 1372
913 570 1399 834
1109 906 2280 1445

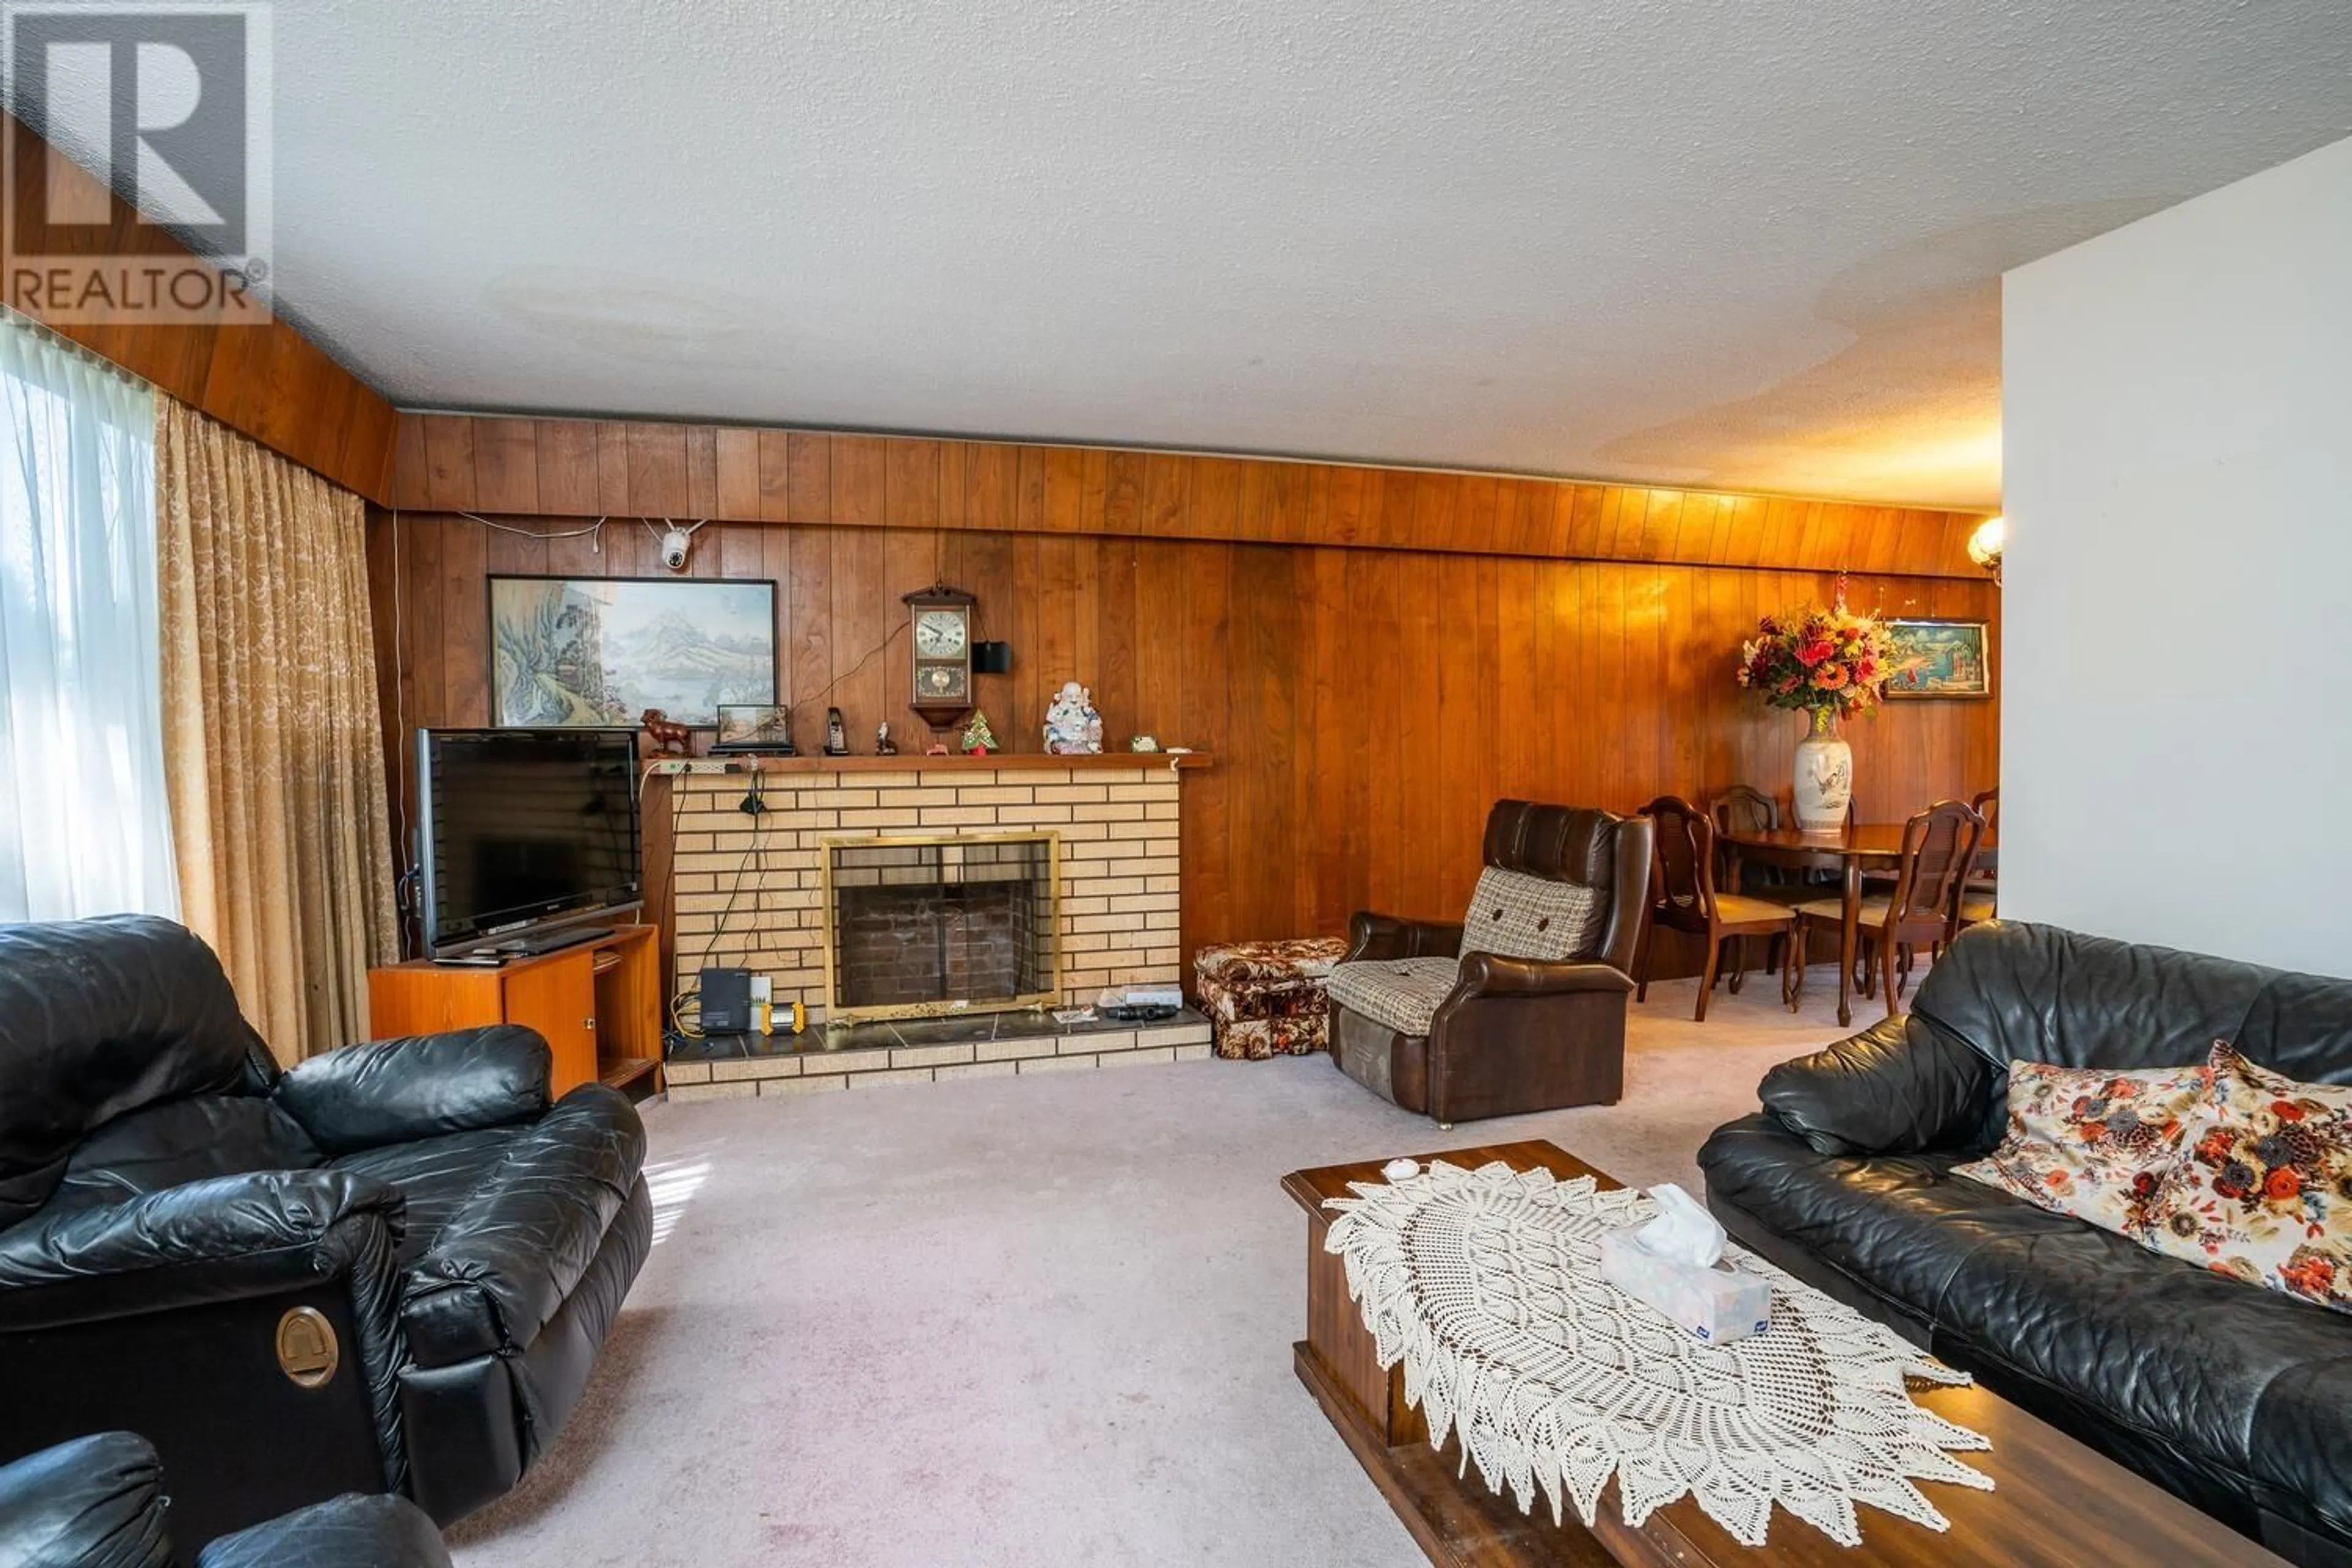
663 1006 1214 1101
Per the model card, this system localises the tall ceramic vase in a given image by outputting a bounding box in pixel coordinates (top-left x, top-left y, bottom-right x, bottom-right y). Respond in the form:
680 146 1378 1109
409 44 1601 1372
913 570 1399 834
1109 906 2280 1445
1793 707 1852 832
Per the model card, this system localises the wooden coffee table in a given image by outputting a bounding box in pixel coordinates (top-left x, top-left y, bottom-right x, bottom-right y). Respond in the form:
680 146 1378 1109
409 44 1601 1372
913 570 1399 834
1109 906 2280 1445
1286 1139 2277 1567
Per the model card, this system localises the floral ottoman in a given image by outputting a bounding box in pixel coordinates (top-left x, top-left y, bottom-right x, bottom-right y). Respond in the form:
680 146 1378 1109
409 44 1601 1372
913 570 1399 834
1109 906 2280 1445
1194 937 1351 1060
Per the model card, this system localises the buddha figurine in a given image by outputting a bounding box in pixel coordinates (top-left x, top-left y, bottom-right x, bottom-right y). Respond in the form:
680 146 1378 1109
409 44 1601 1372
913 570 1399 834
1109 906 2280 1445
1042 681 1103 755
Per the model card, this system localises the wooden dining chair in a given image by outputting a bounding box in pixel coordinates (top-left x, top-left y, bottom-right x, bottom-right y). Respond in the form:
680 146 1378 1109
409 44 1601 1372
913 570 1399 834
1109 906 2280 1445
1785 799 1986 1019
1709 785 1777 836
1956 786 2000 930
1707 787 1800 899
1637 796 1797 1022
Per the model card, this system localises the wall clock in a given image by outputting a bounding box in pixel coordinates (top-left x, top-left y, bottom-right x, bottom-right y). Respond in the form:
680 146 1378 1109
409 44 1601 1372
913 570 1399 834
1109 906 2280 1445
902 583 978 730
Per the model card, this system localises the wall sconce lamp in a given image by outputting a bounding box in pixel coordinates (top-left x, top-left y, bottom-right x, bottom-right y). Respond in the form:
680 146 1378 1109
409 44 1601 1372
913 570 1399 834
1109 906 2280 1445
1967 515 2005 584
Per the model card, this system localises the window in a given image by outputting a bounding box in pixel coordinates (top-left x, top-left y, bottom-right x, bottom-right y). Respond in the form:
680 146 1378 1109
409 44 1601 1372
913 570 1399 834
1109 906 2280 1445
0 313 172 922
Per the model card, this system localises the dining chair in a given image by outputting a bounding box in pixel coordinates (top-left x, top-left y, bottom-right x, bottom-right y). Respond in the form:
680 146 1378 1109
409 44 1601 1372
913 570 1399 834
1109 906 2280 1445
1956 786 2000 929
1709 784 1777 836
1707 787 1801 899
1785 799 1986 1019
1637 796 1798 1022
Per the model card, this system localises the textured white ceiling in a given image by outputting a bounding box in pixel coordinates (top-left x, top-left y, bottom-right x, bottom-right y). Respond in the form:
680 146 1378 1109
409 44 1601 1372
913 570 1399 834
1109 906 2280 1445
23 2 2352 507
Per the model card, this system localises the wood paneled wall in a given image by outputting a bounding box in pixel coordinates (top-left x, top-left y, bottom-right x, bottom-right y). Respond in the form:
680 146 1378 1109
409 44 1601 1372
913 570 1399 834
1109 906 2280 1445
388 414 1991 576
370 511 1999 966
4 114 396 499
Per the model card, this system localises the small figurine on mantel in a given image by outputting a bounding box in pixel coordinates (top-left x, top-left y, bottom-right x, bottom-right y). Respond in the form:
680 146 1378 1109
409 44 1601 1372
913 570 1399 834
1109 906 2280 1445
961 710 998 755
1042 682 1103 755
875 721 899 756
639 709 691 758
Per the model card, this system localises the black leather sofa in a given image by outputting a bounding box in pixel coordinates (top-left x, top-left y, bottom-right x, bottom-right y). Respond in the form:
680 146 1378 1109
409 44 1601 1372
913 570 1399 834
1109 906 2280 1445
0 1430 450 1567
0 916 653 1547
1698 921 2352 1568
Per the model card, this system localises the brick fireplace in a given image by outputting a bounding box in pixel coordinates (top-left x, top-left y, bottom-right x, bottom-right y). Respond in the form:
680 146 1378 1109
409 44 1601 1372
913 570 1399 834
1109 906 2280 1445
654 756 1215 1100
824 832 1060 1017
658 756 1200 1022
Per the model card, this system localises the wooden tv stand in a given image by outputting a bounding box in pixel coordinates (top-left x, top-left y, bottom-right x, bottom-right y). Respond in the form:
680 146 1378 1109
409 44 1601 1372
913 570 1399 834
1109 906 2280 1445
368 925 663 1098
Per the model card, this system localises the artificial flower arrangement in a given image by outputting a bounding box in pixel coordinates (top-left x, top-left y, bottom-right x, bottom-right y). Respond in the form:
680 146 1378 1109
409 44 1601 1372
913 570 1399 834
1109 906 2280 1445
1736 589 1901 720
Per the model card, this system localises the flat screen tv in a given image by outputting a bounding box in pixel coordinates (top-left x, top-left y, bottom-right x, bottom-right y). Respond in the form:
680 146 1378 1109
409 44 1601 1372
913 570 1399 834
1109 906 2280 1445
415 728 643 956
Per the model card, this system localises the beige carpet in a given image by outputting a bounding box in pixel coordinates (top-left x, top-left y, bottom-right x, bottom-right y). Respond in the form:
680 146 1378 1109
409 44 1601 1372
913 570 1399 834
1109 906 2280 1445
449 971 1872 1567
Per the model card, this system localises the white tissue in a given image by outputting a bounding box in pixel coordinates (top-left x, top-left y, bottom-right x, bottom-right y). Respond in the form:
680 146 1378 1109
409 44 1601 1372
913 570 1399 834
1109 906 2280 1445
1635 1183 1727 1267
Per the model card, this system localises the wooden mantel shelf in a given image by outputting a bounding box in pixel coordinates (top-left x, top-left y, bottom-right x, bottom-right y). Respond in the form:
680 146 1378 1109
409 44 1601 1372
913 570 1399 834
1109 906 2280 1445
647 751 1211 777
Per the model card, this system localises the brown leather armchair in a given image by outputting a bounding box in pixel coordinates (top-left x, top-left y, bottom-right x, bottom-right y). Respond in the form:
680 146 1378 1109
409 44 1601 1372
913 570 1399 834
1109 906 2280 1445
1329 801 1653 1125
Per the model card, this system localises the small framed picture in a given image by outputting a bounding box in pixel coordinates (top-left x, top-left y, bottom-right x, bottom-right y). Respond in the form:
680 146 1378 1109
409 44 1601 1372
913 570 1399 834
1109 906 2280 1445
1883 619 1992 699
712 704 795 753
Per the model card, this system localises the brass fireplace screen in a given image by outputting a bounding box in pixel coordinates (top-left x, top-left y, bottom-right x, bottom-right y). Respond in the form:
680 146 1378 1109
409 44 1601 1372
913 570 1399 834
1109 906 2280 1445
820 832 1061 1021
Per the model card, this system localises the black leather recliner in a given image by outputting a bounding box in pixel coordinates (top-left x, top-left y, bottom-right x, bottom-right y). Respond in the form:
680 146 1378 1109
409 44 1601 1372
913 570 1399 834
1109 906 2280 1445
0 916 653 1549
1698 920 2352 1568
0 1430 450 1567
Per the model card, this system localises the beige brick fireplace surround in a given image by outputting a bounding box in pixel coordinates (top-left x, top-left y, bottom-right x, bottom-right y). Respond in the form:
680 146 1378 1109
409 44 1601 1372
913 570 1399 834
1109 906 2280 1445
650 755 1210 1098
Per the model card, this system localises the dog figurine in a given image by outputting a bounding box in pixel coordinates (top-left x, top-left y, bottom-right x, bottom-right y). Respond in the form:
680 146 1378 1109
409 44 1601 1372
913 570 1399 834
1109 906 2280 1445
639 709 692 757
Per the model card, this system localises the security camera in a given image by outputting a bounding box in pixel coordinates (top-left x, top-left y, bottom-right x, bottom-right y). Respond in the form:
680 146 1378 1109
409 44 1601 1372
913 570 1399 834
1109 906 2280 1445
658 527 691 571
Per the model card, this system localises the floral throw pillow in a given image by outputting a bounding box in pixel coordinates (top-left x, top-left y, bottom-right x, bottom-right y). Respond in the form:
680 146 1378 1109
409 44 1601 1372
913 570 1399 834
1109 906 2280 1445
1952 1060 2206 1238
2145 1043 2352 1314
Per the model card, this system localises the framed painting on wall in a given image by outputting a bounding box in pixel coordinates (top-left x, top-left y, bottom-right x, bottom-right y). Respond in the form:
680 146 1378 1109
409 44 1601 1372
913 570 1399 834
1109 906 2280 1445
488 576 778 728
1883 619 1992 699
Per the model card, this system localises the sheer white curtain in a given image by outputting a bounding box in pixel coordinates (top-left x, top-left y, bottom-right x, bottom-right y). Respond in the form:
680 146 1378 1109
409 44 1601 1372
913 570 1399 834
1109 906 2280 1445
0 314 172 922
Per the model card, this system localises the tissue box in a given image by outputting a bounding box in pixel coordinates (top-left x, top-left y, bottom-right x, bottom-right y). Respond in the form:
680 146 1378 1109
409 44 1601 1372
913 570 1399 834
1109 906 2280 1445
1598 1229 1772 1343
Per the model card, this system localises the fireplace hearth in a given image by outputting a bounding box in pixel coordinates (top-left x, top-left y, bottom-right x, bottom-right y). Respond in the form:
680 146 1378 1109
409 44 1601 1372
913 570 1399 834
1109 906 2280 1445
822 833 1060 1020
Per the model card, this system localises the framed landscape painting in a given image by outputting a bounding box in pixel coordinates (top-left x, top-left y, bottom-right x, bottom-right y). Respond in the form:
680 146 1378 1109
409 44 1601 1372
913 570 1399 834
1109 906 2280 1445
1883 619 1992 699
488 576 778 728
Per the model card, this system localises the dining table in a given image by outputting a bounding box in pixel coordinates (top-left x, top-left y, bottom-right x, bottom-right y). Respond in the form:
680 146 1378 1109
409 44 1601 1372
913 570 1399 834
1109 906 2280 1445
1717 821 1997 1028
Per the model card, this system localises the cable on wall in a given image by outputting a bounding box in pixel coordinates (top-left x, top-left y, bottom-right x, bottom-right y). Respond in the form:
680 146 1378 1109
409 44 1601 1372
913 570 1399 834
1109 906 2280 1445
794 619 911 717
391 507 413 922
669 771 772 1038
457 511 611 549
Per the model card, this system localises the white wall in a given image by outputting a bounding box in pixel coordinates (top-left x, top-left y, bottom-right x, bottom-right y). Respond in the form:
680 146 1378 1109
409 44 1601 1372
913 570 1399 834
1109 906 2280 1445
2001 136 2352 977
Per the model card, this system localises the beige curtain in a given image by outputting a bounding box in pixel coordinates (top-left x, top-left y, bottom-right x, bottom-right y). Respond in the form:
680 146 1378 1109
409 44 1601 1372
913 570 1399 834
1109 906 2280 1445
156 397 396 1063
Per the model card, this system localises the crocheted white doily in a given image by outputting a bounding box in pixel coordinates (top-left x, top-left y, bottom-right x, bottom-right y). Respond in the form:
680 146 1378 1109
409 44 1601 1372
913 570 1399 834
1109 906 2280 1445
1322 1160 1994 1548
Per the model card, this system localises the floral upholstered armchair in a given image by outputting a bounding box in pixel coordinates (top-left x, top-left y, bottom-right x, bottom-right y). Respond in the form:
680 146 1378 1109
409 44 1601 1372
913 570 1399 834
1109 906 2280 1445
1327 800 1653 1125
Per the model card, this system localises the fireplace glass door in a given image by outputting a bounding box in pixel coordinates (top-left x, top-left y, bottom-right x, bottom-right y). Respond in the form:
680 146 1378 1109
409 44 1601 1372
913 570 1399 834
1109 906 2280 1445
821 832 1060 1020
